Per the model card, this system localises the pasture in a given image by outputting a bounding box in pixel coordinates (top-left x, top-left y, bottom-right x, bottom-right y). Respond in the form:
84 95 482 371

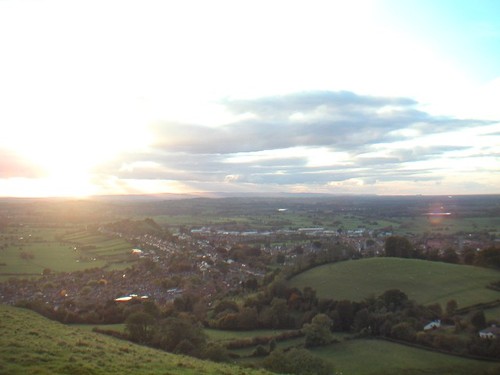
312 338 499 375
0 227 134 280
484 305 500 322
395 215 500 236
287 257 500 308
229 330 498 375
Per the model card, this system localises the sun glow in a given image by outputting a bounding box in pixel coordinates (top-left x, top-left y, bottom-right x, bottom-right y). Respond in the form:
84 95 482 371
3 116 153 197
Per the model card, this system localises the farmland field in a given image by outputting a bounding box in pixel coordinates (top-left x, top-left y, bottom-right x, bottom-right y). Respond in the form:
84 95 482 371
395 215 500 236
484 305 500 322
0 305 269 375
233 333 499 375
0 227 134 280
287 258 500 307
312 338 499 375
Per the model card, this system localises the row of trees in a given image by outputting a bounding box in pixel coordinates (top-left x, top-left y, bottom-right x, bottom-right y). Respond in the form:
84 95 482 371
385 236 500 269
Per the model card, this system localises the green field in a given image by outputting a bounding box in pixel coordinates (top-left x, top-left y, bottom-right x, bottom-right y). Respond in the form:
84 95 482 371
395 216 500 235
312 338 499 375
231 331 499 375
150 208 497 234
288 258 500 308
0 227 135 280
0 305 269 375
485 305 500 322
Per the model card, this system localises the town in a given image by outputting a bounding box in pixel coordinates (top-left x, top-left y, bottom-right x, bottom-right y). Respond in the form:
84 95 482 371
1 195 500 374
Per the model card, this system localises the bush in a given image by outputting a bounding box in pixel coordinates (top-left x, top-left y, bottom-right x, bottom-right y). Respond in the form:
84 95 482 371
252 345 269 357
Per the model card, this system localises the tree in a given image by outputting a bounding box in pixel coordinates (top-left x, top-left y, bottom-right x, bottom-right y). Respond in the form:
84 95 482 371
475 247 500 269
213 299 239 316
152 316 206 356
384 236 413 258
441 248 459 263
445 299 458 317
353 308 371 333
260 298 291 328
243 277 259 291
125 312 155 343
470 310 487 331
335 300 355 331
238 307 259 330
379 289 408 311
303 313 333 347
390 322 417 342
276 253 286 264
462 248 476 265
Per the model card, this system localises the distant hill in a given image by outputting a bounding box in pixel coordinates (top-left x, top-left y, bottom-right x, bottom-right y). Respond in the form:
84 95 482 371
0 305 269 375
287 258 500 307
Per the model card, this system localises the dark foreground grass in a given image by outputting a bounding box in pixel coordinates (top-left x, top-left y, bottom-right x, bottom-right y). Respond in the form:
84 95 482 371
288 257 500 307
0 305 269 375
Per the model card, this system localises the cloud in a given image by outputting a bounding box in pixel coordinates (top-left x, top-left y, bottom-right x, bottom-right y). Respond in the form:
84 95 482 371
150 91 492 155
93 91 499 193
0 149 45 178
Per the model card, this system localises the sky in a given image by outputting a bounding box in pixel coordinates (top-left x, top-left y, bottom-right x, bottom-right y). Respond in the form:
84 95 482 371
0 0 499 197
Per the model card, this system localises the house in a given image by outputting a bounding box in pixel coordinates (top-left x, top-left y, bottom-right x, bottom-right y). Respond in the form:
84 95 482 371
424 320 441 331
479 325 500 339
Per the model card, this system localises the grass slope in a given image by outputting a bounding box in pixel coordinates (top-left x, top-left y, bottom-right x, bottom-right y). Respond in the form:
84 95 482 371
288 258 500 307
0 305 269 375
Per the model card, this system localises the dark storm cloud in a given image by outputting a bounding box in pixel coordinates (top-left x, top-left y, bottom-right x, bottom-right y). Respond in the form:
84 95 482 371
0 149 44 178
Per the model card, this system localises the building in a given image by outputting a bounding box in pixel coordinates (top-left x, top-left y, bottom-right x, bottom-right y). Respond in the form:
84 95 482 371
479 325 500 339
424 320 441 331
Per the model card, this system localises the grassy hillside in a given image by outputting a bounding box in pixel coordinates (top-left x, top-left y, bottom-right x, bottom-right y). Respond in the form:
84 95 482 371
0 305 269 375
288 258 500 307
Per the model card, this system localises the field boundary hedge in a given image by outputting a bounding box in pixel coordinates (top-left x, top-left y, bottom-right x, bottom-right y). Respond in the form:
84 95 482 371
456 299 500 315
375 336 500 363
224 330 303 349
